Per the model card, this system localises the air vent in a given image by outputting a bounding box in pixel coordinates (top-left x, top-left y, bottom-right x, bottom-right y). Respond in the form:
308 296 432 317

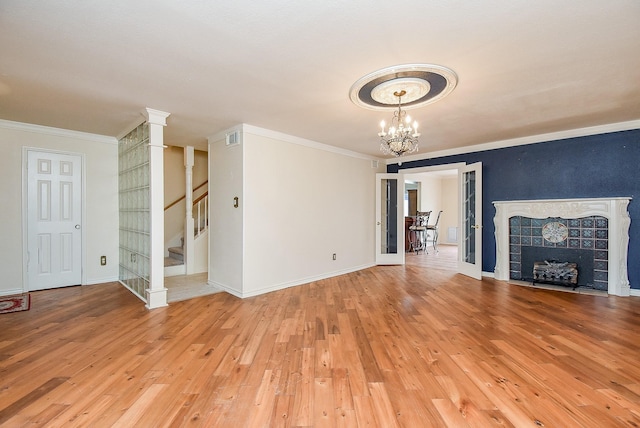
371 160 379 169
226 130 241 146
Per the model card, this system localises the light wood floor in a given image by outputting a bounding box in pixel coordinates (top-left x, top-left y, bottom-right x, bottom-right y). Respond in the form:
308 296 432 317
1 263 639 427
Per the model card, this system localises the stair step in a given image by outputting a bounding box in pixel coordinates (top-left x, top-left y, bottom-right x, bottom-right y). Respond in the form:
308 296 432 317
164 256 183 267
168 246 184 262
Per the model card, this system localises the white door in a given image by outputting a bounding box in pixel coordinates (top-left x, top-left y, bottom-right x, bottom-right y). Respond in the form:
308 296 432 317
27 150 82 290
458 162 482 279
375 173 405 265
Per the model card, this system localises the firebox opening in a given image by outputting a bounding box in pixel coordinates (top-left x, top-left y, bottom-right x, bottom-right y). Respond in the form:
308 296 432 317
520 247 594 288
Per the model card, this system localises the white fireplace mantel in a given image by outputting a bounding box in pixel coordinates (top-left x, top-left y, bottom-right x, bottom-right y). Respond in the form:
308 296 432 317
493 197 632 296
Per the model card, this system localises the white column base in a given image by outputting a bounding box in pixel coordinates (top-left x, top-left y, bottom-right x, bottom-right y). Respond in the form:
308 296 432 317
146 287 169 309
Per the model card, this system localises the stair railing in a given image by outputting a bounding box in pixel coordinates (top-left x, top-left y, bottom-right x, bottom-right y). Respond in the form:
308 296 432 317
164 180 208 211
193 192 208 238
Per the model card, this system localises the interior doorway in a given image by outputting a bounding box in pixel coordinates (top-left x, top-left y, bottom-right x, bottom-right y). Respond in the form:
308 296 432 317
403 168 458 271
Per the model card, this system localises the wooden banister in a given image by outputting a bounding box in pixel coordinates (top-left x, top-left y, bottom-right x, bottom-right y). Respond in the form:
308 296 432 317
164 181 208 211
193 192 208 205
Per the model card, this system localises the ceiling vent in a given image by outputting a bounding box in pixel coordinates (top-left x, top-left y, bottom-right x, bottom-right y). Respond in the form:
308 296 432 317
225 130 241 146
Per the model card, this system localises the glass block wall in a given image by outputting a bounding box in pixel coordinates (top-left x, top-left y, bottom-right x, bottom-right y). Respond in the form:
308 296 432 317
118 123 150 301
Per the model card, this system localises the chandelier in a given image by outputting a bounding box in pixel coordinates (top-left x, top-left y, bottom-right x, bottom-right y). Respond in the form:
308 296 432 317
378 90 420 157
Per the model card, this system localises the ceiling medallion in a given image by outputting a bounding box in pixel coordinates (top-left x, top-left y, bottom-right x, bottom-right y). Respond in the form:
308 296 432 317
349 64 458 157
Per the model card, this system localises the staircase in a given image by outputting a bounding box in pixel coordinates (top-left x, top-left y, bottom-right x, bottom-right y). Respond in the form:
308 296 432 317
164 196 209 277
163 146 208 277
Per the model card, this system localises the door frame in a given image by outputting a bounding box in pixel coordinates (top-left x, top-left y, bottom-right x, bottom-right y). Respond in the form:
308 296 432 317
458 162 483 280
391 162 484 278
22 147 87 292
375 173 406 265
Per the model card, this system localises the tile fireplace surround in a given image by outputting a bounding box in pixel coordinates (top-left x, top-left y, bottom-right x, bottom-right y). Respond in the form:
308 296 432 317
493 198 631 296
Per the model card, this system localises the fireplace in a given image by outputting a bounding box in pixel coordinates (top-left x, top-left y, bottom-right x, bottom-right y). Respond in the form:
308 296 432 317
493 198 631 296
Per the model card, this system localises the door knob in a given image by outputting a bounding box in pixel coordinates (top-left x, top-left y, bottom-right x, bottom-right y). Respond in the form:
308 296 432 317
75 224 81 229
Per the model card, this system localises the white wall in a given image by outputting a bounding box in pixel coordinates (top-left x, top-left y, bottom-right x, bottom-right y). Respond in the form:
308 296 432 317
418 176 441 216
209 124 382 298
0 120 119 295
209 130 244 295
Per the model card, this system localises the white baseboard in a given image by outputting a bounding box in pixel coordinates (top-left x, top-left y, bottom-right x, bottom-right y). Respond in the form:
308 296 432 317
209 264 375 299
1 288 26 297
84 276 119 285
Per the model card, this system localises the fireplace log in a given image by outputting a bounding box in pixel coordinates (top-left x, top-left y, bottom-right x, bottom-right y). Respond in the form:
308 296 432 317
533 260 578 287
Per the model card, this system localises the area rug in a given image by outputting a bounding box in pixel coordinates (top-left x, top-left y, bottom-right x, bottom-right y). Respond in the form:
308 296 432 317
0 294 31 314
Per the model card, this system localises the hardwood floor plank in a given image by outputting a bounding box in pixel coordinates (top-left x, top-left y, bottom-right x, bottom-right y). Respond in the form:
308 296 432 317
368 382 399 428
432 398 472 427
111 383 167 427
0 377 69 425
291 347 315 427
245 368 281 427
0 267 639 426
313 377 335 428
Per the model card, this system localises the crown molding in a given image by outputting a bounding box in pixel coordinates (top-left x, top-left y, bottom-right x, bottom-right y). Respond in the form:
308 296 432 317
385 119 640 165
210 123 380 161
0 119 117 145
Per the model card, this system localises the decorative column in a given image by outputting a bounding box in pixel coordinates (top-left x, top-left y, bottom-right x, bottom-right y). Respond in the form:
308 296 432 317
184 146 195 274
144 108 170 309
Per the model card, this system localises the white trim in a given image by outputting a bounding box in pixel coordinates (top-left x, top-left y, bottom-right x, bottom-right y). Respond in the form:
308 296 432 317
493 197 632 296
144 108 170 127
84 276 119 285
210 124 380 161
209 264 374 299
385 119 640 165
0 288 26 297
1 119 117 145
630 289 640 297
399 162 466 174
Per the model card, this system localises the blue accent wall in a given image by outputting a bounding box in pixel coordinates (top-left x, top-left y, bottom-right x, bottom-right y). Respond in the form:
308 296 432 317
388 128 640 289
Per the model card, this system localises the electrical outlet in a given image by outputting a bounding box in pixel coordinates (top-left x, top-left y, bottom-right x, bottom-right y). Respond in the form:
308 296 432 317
332 253 336 260
100 255 107 266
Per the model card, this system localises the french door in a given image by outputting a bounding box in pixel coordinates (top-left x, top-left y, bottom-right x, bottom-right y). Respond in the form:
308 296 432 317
458 162 482 279
375 173 405 265
27 150 83 290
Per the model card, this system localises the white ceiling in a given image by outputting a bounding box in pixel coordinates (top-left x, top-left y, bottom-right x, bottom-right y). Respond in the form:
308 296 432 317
1 1 639 157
